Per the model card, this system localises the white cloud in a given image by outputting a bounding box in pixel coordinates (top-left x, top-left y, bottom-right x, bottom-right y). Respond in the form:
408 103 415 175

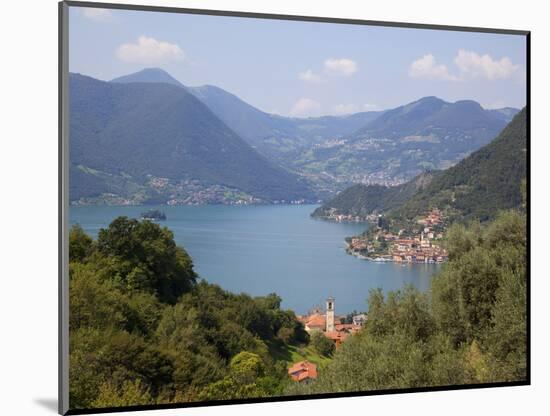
333 103 358 115
116 36 185 64
324 58 358 76
290 98 321 117
454 49 519 80
362 103 380 111
333 103 380 115
299 69 322 83
409 54 459 81
409 50 521 82
82 8 112 22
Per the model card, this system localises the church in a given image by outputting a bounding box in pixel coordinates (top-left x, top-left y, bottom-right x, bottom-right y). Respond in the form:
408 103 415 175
298 297 363 347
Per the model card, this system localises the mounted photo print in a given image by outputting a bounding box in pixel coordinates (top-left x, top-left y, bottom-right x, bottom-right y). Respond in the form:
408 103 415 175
59 1 530 414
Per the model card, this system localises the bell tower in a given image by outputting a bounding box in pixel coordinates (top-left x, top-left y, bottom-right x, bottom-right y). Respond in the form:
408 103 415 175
326 296 335 332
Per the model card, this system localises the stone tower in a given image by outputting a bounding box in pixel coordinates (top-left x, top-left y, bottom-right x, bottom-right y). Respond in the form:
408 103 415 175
326 296 335 332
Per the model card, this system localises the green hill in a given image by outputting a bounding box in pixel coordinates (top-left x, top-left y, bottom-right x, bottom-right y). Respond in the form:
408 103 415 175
314 108 527 223
312 172 434 219
70 73 313 203
111 68 383 168
394 107 527 222
69 219 310 409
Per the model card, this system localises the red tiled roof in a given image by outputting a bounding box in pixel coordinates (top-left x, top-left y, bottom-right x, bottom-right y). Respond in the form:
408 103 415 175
288 360 317 381
305 313 326 328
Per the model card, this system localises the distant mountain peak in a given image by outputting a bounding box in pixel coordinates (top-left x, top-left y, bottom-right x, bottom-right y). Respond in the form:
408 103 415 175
401 96 447 114
110 68 184 87
417 96 446 103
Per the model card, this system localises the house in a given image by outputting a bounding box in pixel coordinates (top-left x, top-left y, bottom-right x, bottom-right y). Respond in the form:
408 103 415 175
303 313 326 332
352 313 367 327
300 297 362 347
325 330 349 347
288 360 318 383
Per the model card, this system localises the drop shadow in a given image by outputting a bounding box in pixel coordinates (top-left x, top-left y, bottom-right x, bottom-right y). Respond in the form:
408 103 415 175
34 398 58 413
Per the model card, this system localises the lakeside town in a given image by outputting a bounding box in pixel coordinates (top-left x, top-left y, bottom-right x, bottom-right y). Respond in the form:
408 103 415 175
71 173 315 206
347 208 449 264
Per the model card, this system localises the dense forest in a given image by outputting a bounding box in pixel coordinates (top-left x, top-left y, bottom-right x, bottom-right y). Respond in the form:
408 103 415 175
69 218 309 410
289 208 527 395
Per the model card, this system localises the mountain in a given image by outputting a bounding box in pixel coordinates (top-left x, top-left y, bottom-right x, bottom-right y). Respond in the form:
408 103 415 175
110 67 184 86
70 73 313 204
311 172 434 219
314 108 527 223
488 107 521 123
188 84 381 160
110 68 383 167
108 69 520 196
393 107 527 222
298 97 519 185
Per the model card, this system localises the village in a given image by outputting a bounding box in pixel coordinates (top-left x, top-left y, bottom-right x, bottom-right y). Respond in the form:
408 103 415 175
317 208 379 223
347 208 449 264
287 297 367 383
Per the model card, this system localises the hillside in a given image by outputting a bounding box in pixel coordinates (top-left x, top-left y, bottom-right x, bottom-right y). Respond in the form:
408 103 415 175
312 172 435 219
189 83 382 160
69 219 310 409
111 68 383 167
298 97 518 185
70 73 313 204
108 68 520 197
290 210 527 396
314 107 527 224
393 107 527 222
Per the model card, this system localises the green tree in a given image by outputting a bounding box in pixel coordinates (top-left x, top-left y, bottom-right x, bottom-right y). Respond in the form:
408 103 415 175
289 208 527 396
92 380 154 408
310 330 335 357
198 352 268 401
69 224 94 263
96 217 197 303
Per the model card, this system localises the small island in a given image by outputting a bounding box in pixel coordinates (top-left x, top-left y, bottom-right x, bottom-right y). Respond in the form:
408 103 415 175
140 209 167 221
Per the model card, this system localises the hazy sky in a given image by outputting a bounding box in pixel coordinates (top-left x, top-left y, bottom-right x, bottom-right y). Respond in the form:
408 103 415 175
69 6 527 117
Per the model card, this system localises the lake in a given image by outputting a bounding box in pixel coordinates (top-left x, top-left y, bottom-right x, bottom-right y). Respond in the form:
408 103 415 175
70 204 440 314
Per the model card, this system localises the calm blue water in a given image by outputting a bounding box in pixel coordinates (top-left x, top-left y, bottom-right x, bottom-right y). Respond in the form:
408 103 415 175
70 204 440 314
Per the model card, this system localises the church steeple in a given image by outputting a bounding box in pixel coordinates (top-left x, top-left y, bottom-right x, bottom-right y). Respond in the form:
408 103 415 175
326 296 335 332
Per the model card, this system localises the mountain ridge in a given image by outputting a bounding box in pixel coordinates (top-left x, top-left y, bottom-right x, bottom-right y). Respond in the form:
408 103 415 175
70 72 313 204
314 107 527 223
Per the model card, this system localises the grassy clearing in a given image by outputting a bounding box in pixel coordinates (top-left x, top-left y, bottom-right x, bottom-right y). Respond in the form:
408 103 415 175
267 340 332 369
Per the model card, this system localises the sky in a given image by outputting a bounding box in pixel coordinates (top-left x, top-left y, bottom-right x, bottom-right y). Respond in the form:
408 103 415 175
69 6 527 117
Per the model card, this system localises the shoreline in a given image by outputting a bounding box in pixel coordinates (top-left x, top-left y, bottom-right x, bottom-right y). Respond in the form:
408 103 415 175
345 245 445 265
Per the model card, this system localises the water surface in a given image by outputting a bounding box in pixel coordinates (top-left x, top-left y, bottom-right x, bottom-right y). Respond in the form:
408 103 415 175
70 204 440 314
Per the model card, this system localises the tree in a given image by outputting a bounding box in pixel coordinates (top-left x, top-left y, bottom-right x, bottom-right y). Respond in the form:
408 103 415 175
310 330 335 357
288 208 527 396
69 224 94 263
69 220 303 409
229 351 265 385
96 217 197 303
198 352 268 401
92 380 154 408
